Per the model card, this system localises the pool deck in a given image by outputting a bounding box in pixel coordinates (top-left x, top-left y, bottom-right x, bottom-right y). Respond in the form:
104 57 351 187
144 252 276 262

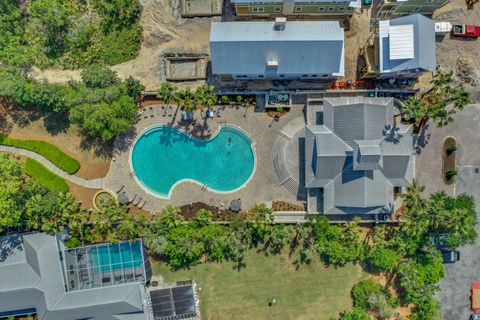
104 104 304 212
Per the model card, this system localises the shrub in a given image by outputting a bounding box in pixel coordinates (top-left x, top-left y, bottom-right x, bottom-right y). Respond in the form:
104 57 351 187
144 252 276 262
81 65 120 88
340 308 372 320
370 247 399 272
445 169 457 181
351 279 396 310
446 144 457 155
0 135 80 174
24 159 69 192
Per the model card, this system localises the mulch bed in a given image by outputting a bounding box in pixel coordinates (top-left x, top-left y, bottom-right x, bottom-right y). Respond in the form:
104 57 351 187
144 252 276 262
271 200 306 212
266 107 290 118
179 202 245 221
442 137 457 185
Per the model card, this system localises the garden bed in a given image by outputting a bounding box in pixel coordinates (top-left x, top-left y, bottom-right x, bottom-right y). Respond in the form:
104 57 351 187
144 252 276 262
179 202 244 221
272 200 306 212
266 106 290 118
0 134 80 174
442 137 457 185
24 159 69 192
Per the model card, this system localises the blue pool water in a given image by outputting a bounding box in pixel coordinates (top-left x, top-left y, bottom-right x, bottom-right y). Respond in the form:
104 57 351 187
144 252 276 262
90 241 144 272
131 125 255 197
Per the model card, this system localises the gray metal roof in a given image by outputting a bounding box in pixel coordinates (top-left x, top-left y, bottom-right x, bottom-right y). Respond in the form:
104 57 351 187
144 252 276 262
0 233 152 320
305 97 414 214
379 14 436 74
210 21 344 76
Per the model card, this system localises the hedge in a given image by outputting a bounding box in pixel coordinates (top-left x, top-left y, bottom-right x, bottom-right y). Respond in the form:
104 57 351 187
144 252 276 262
24 159 69 192
0 135 80 174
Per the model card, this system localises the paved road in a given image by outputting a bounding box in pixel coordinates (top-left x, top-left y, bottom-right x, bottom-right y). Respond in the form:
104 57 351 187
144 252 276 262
0 145 103 189
437 167 480 320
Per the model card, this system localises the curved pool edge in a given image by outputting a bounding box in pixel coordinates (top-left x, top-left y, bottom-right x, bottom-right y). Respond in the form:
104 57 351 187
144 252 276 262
128 123 257 200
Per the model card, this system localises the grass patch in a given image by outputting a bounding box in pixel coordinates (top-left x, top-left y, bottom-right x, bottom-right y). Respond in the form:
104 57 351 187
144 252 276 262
24 159 69 192
154 249 366 320
442 136 457 185
0 135 80 174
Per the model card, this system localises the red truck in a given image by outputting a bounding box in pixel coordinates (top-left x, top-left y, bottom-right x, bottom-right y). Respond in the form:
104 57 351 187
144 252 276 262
472 283 480 315
451 24 480 38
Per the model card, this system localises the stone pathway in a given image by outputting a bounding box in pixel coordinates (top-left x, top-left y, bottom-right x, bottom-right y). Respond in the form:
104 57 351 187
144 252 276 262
0 145 104 189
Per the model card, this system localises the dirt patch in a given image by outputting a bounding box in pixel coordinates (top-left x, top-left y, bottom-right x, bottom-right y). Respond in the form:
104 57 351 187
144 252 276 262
434 0 480 101
442 136 457 185
5 113 111 179
456 55 479 86
31 0 214 90
343 9 373 80
272 200 306 212
66 182 101 210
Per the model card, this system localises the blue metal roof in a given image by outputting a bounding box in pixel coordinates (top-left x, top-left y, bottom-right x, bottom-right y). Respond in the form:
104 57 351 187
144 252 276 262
380 14 436 74
210 21 344 76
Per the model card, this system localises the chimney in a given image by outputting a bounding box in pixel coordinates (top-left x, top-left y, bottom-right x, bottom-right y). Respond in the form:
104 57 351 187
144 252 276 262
274 17 286 31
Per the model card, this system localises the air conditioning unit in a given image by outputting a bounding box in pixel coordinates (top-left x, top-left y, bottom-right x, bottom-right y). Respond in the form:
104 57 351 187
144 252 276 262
274 17 286 31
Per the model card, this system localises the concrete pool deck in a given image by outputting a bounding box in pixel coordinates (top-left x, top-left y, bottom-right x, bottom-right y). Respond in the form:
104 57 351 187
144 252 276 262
104 105 304 212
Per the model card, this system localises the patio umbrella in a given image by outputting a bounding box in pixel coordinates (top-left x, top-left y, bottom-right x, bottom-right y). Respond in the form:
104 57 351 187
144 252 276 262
117 192 129 205
229 199 241 212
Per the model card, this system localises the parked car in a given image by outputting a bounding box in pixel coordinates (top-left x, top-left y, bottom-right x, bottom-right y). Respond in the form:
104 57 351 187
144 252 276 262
442 250 460 263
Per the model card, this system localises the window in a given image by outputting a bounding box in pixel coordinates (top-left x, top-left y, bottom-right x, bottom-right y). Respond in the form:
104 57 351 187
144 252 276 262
312 75 318 77
258 75 264 78
413 6 420 11
318 6 325 11
252 7 264 12
236 75 248 78
301 74 308 77
274 6 281 12
339 6 345 11
294 6 302 12
328 6 335 11
279 75 285 78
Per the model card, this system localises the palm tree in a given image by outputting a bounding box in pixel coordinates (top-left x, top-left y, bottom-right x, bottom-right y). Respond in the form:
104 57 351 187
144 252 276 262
401 180 425 211
195 84 217 109
157 82 178 108
159 205 184 228
449 85 470 110
177 89 196 112
402 97 426 124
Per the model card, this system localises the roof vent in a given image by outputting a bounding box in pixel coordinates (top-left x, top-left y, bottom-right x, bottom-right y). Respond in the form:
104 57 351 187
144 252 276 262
274 17 286 31
267 60 279 68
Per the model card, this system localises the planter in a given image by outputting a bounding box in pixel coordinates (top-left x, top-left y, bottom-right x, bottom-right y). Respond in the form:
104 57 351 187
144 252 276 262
93 190 118 211
442 136 457 185
272 200 306 212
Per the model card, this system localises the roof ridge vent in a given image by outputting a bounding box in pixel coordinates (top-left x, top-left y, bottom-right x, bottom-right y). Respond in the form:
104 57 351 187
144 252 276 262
274 17 286 31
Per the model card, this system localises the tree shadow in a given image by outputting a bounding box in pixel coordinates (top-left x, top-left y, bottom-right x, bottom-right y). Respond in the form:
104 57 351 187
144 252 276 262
414 123 431 155
0 234 23 263
79 134 115 159
43 112 71 135
8 105 41 128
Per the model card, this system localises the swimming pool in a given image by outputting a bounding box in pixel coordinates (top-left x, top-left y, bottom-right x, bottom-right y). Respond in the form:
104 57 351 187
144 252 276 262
131 124 256 198
90 241 144 272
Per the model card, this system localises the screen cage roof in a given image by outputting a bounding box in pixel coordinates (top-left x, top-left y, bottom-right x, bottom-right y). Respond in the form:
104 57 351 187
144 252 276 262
61 239 147 292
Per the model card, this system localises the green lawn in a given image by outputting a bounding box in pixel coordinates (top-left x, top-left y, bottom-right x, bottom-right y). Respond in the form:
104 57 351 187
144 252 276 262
24 159 69 192
154 250 366 320
0 135 80 174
